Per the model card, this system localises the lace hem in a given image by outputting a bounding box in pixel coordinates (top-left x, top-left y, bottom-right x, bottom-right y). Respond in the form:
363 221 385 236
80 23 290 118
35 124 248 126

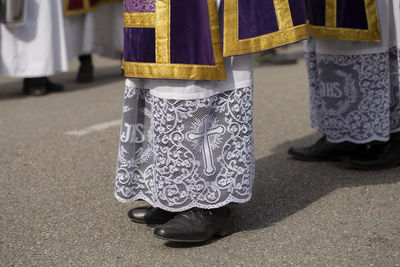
115 86 255 211
312 125 400 144
114 191 253 212
306 46 400 143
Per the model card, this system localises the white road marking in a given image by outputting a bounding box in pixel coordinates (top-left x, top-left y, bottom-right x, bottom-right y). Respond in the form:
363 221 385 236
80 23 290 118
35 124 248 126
65 120 121 136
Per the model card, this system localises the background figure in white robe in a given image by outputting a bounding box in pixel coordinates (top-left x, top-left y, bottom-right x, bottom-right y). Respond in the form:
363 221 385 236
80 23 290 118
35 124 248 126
289 0 400 170
64 2 123 83
0 0 69 95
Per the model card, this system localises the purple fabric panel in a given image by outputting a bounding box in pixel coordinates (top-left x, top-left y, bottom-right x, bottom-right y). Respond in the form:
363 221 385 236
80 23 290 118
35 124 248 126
288 0 307 26
306 0 326 26
124 0 155 13
238 0 279 40
337 0 368 29
170 0 215 66
124 28 156 63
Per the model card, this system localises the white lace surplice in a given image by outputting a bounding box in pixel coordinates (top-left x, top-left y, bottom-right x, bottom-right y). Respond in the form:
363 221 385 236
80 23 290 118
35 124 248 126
114 0 254 211
115 86 255 211
305 0 400 143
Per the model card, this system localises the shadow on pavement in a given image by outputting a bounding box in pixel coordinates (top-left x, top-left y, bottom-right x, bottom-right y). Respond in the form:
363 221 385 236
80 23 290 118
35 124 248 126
153 132 400 248
0 80 25 101
0 65 124 101
234 132 400 233
164 237 220 248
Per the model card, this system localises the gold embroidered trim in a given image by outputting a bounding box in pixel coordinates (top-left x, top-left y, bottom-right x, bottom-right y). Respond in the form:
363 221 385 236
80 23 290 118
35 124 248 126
307 0 381 42
123 0 226 81
156 0 170 64
83 0 90 9
325 0 337 27
124 12 156 28
273 0 293 30
122 61 226 80
365 0 381 41
223 0 307 57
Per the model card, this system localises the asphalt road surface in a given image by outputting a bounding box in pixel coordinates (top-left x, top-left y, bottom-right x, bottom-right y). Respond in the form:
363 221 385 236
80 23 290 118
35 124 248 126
1 48 399 266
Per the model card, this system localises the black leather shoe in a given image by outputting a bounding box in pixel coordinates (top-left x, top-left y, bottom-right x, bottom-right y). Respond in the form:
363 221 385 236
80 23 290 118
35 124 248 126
77 54 94 83
288 135 364 161
23 77 63 95
127 207 176 224
153 206 233 243
344 133 400 170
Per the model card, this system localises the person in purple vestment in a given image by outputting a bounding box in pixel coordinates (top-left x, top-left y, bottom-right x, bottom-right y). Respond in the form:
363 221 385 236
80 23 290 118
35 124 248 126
116 0 307 243
289 0 400 170
117 0 252 243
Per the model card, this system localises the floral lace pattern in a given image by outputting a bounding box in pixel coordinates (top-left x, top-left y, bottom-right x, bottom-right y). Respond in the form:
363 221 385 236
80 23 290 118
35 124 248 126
124 0 155 13
306 47 400 143
115 86 255 211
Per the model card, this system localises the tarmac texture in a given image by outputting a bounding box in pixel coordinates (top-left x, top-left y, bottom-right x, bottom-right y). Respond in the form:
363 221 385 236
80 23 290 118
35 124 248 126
1 50 400 266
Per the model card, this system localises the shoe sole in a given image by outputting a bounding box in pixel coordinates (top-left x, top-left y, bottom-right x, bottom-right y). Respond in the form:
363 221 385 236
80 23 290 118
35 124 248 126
153 234 207 243
129 218 170 224
26 88 48 96
153 220 233 243
153 232 230 243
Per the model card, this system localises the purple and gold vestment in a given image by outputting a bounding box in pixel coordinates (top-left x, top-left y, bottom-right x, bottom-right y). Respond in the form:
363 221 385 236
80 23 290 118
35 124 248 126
307 0 380 42
122 0 308 80
122 0 380 81
114 0 383 211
